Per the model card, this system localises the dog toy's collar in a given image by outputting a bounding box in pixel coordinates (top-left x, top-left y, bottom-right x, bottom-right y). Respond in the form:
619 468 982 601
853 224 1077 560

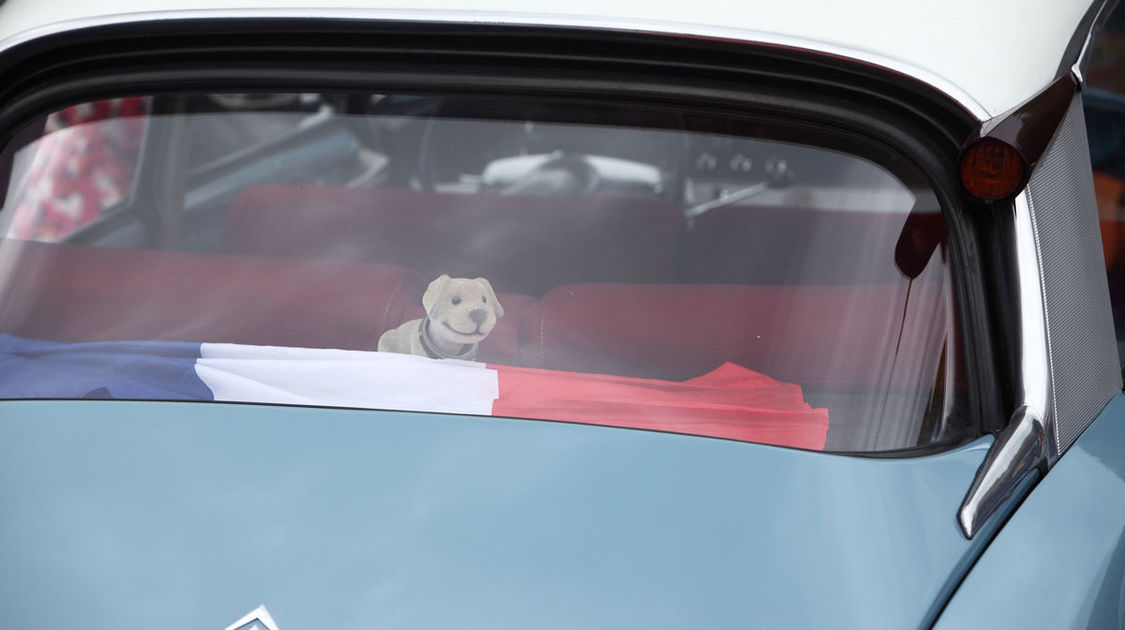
419 317 478 361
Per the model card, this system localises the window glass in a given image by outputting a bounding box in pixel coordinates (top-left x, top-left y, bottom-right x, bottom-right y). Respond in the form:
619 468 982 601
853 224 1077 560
0 92 962 452
5 98 149 241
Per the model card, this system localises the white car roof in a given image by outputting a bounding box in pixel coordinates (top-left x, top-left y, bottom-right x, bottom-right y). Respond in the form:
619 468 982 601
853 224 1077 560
0 0 1101 120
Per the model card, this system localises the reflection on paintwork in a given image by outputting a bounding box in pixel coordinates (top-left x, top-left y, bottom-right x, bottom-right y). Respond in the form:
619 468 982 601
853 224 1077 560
0 400 997 629
935 394 1125 629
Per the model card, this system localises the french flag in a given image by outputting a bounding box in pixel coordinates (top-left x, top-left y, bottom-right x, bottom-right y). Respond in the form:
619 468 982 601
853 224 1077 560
0 334 828 450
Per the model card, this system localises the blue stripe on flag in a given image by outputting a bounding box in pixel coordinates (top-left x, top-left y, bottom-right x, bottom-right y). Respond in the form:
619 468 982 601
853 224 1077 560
0 334 214 400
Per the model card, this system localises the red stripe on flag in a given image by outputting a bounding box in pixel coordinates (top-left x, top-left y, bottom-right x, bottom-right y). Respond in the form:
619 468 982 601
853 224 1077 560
490 362 828 450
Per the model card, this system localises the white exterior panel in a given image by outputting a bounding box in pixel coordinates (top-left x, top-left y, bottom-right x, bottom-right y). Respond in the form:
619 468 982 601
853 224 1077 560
0 0 1099 119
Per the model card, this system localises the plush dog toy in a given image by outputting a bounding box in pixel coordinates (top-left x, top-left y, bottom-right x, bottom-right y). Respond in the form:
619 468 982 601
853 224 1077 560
378 274 504 361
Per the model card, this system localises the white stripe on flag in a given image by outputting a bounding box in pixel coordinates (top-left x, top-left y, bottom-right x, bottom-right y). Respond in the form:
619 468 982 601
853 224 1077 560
196 344 499 415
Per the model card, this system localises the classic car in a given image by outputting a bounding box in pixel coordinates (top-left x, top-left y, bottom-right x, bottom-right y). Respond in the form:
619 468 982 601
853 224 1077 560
0 0 1122 628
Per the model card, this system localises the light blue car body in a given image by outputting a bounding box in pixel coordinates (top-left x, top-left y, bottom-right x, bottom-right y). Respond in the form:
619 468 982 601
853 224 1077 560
5 395 1125 627
1 396 1079 630
1 5 1123 629
935 394 1125 628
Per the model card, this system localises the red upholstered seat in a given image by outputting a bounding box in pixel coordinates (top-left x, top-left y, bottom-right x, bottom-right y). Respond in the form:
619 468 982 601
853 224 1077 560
223 186 684 296
518 282 949 387
684 206 947 285
0 241 949 397
0 240 425 350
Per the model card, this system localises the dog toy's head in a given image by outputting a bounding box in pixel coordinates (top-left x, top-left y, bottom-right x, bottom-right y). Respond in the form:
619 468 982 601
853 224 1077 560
422 274 504 345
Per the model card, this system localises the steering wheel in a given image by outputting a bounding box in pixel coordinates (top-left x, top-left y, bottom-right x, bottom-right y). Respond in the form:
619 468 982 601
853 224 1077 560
498 153 601 196
416 113 605 196
415 106 672 198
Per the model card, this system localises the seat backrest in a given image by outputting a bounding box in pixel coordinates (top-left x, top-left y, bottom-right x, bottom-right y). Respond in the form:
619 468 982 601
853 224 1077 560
223 186 684 296
517 281 949 388
684 205 947 285
0 240 425 350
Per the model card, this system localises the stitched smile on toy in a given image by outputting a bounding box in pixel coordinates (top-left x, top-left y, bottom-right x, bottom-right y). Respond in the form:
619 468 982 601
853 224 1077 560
442 320 486 336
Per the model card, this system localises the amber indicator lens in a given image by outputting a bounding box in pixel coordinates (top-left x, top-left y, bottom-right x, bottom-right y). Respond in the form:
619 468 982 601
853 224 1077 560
960 138 1026 200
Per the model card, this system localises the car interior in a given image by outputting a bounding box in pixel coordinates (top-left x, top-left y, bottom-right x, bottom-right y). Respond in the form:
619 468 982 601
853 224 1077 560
0 92 964 452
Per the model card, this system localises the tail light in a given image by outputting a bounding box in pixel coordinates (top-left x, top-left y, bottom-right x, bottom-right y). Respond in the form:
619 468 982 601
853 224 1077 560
960 138 1027 201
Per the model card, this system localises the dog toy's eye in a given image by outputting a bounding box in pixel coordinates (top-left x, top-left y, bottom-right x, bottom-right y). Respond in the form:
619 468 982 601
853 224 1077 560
482 296 487 303
452 296 461 305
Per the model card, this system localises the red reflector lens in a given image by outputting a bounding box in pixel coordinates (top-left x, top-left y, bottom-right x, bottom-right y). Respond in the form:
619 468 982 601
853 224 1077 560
960 139 1026 200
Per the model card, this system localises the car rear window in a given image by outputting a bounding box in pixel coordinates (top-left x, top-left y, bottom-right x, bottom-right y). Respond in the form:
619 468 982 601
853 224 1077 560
0 92 964 452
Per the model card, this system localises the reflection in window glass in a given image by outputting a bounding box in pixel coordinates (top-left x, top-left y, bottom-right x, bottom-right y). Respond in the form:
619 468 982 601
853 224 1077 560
0 92 962 453
4 98 149 241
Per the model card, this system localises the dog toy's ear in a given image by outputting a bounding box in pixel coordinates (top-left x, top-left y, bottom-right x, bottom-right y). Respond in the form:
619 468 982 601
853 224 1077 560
475 277 504 317
422 274 451 313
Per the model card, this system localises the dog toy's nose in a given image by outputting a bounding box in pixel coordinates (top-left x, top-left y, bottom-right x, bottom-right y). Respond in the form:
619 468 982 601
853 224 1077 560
469 308 487 324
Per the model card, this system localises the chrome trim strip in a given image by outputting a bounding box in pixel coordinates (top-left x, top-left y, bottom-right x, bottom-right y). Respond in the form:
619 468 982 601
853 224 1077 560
0 8 990 120
957 406 1047 539
1015 190 1059 459
1071 0 1117 85
958 191 1055 538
